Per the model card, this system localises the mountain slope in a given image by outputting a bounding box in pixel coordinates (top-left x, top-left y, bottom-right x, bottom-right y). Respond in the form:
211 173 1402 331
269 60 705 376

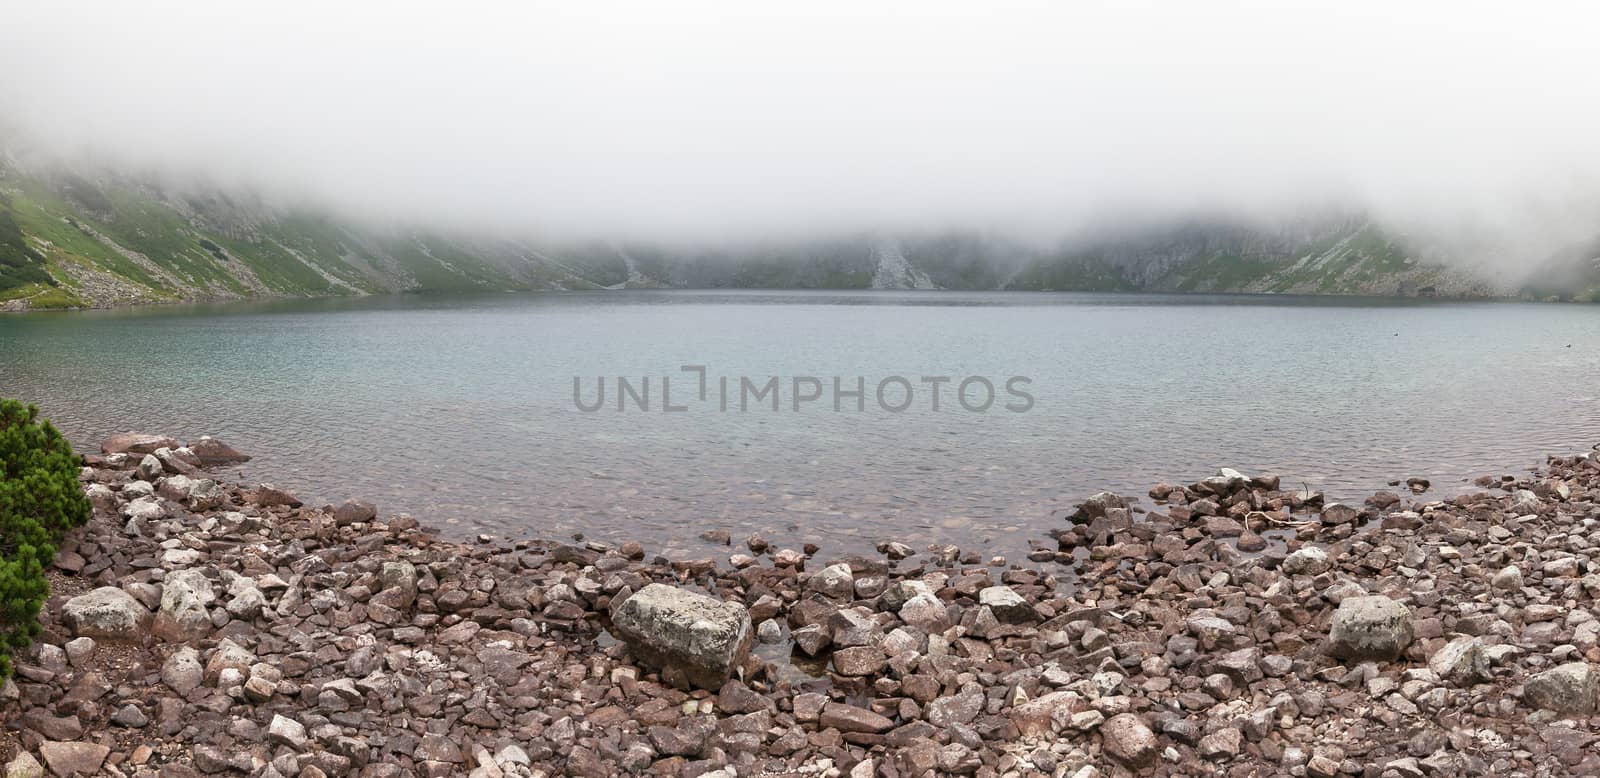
0 149 1577 309
1006 220 1497 297
0 156 626 310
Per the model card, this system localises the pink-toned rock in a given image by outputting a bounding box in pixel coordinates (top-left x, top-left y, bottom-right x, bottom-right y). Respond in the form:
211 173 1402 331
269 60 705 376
191 435 251 465
334 499 377 525
1101 713 1158 767
819 702 894 733
1010 691 1082 737
39 740 110 777
101 432 179 455
251 484 302 508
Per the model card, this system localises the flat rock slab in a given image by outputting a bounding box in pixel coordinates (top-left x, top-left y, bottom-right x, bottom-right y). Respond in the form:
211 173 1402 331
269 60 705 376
610 583 752 691
100 432 179 455
819 702 893 733
39 741 110 777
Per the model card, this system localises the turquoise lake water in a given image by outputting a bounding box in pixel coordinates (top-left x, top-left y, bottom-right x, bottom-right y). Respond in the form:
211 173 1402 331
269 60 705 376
3 290 1598 559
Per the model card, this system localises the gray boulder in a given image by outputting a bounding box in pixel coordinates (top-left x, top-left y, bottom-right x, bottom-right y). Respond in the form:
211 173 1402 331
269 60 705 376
978 585 1038 624
806 563 855 600
153 569 215 642
136 454 163 481
611 583 752 690
878 579 933 613
1525 662 1599 713
161 647 204 694
370 560 418 610
1282 546 1330 576
1327 596 1413 661
1429 636 1489 684
60 587 151 641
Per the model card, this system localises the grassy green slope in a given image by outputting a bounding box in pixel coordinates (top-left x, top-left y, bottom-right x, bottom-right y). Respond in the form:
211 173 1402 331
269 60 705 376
0 158 564 307
0 195 54 296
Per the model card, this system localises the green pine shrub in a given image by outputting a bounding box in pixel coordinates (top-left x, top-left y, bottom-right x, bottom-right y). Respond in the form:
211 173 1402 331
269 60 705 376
0 399 90 679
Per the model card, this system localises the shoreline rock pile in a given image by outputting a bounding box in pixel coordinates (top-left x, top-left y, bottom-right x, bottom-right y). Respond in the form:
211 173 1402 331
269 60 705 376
4 433 1600 776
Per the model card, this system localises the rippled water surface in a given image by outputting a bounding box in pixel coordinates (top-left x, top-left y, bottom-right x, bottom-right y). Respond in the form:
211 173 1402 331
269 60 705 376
3 290 1598 559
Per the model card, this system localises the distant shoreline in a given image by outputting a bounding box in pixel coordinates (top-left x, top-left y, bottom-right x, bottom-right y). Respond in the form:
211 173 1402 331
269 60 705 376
1 283 1569 316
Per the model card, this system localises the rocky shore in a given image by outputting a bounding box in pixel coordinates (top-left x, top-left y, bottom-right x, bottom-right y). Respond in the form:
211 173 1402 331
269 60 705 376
5 434 1600 777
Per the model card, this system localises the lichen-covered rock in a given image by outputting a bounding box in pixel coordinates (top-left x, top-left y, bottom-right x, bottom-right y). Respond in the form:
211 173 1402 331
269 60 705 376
1283 546 1330 576
152 569 216 643
60 587 151 641
610 583 752 690
1327 596 1413 661
3 751 43 778
806 563 855 599
1524 662 1599 713
1429 636 1489 684
979 585 1038 623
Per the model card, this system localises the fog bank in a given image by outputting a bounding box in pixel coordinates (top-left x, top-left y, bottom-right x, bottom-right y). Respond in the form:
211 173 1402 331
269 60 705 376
3 1 1599 263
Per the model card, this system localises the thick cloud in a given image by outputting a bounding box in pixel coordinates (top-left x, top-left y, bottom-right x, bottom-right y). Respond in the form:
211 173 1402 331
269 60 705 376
2 0 1599 256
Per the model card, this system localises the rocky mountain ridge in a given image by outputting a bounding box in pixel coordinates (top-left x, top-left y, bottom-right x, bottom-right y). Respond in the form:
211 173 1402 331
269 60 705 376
3 150 1596 310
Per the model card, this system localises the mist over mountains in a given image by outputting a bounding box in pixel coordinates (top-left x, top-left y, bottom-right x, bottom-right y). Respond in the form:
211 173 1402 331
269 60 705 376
6 143 1596 309
5 3 1600 307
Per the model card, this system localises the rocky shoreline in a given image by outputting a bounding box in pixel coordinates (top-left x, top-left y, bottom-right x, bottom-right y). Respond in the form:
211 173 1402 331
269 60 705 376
4 434 1600 777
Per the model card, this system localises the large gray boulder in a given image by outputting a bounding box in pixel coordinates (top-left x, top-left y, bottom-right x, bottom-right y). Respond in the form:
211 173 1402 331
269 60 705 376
1525 662 1599 713
136 454 163 481
611 583 752 690
1327 596 1413 661
1282 546 1330 576
153 569 216 642
979 585 1038 624
60 587 151 641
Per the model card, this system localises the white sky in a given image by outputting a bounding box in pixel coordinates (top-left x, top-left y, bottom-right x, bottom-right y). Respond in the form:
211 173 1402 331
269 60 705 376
3 1 1600 250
